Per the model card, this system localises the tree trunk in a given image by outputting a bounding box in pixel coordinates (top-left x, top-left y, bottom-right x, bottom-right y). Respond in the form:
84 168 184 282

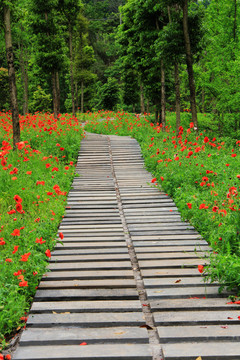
132 104 136 113
140 83 145 113
69 24 75 116
56 71 60 114
182 0 198 131
174 62 181 134
19 26 28 114
52 70 58 119
161 59 166 132
75 82 79 110
4 5 20 149
81 81 84 113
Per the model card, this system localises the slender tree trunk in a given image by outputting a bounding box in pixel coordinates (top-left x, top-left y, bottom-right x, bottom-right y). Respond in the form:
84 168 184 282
174 62 181 134
75 82 79 110
56 71 60 114
182 0 198 131
69 24 75 116
140 83 145 113
161 59 166 132
132 104 135 113
4 6 20 149
81 81 84 113
19 28 28 114
52 70 58 118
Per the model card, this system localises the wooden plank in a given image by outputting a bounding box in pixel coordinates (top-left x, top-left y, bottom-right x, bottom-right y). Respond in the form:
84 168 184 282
19 326 149 345
146 286 228 299
26 312 146 327
47 261 132 270
162 342 240 359
43 270 134 280
157 325 240 343
34 288 139 301
14 344 152 360
30 300 142 313
38 279 136 289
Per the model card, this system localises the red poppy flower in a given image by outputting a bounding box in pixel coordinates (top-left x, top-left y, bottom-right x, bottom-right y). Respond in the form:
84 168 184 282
5 354 11 360
35 237 46 244
11 229 20 236
59 232 64 240
12 245 19 254
198 265 204 273
20 252 31 262
19 281 28 287
160 176 164 181
14 270 22 276
187 203 192 209
151 178 157 183
5 258 12 262
14 195 22 203
45 249 51 257
8 209 16 215
0 239 5 245
16 203 23 213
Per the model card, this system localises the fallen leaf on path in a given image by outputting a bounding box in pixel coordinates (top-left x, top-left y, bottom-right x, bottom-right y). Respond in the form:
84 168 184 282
175 279 181 283
140 324 153 330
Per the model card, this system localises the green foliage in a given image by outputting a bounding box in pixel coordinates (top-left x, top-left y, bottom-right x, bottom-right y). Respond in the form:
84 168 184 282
0 67 10 110
29 86 52 113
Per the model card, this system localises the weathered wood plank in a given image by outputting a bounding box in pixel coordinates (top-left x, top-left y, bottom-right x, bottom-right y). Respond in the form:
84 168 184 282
19 326 149 345
14 344 152 360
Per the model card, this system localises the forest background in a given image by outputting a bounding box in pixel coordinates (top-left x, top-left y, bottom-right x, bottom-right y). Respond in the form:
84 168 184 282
1 0 239 138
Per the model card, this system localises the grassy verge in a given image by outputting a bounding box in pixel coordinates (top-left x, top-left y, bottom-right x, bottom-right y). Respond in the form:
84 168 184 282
0 111 84 351
85 110 240 297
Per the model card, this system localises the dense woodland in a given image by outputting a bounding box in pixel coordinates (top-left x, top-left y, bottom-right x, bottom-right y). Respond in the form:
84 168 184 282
1 0 240 136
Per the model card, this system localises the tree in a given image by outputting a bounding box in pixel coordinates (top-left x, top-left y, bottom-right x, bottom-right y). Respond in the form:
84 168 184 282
58 0 82 115
1 1 20 148
30 0 65 118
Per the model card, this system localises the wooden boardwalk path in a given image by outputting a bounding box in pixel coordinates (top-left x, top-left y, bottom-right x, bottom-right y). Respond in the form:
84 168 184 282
14 133 240 360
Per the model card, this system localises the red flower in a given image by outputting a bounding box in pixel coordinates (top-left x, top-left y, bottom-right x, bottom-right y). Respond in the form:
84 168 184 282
5 258 12 262
199 203 208 209
12 245 19 254
212 206 219 212
8 209 16 215
187 203 192 209
19 281 28 287
45 249 51 258
20 252 31 262
11 229 20 236
14 195 22 203
59 232 64 239
5 354 11 360
16 203 24 213
0 239 5 245
189 122 194 128
36 180 45 185
36 237 46 244
26 171 32 175
14 270 22 276
203 137 209 143
160 176 164 181
198 265 204 273
151 178 157 183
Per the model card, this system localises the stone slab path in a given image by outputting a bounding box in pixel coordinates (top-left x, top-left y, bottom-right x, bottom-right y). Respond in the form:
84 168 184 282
14 133 240 360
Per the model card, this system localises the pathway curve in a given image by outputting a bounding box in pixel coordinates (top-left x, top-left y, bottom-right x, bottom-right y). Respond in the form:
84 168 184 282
14 133 240 360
